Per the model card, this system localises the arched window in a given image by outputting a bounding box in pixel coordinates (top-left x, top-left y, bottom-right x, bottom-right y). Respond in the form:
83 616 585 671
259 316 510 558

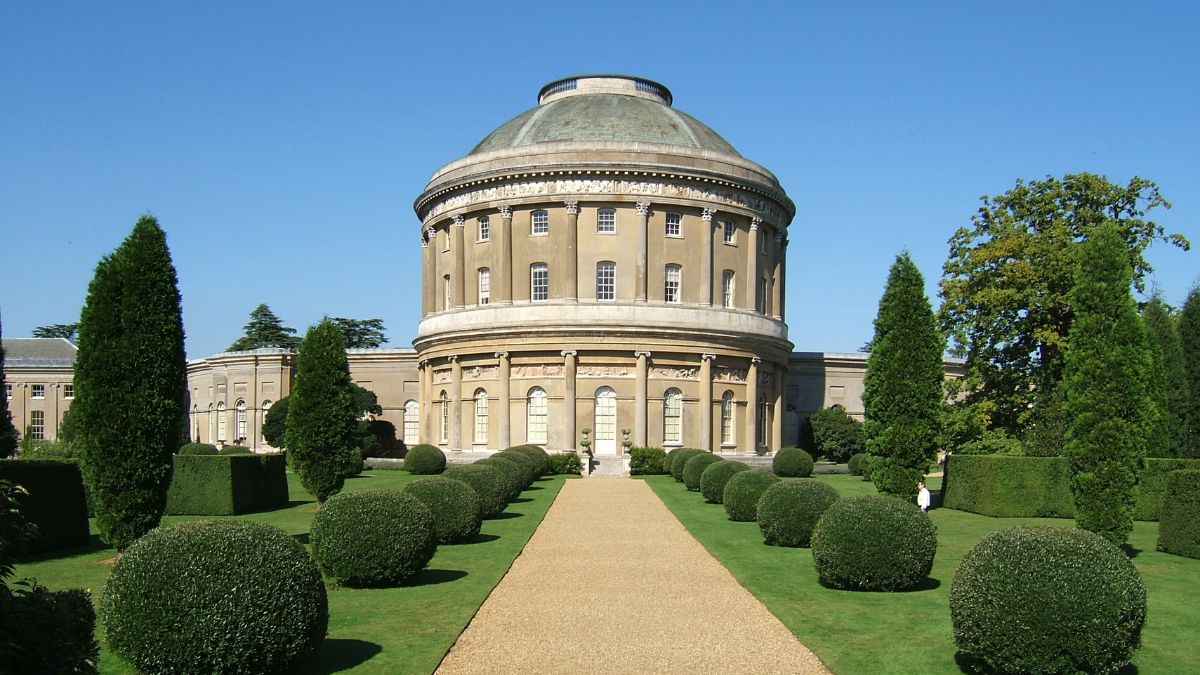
757 395 768 448
440 390 449 444
531 263 549 301
597 208 616 233
596 261 615 301
722 270 735 308
531 209 549 236
663 388 683 445
593 386 617 452
721 391 735 445
474 389 489 444
527 387 548 444
664 264 681 303
217 401 227 442
235 400 247 441
403 400 420 445
478 268 491 305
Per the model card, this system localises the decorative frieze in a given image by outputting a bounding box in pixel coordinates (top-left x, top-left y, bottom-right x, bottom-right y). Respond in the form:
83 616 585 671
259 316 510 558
650 366 698 380
511 364 564 378
714 367 747 383
465 366 499 380
577 364 633 378
433 370 452 384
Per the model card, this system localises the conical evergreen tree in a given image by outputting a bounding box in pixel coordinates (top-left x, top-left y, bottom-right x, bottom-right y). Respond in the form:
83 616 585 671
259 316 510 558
863 252 946 498
0 312 18 457
1180 286 1200 456
73 215 187 550
1142 296 1190 457
228 304 298 351
1063 224 1157 545
285 319 356 502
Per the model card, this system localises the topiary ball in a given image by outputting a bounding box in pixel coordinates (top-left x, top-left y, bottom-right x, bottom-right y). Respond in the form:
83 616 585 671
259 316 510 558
404 444 447 474
101 520 327 674
700 460 750 503
178 442 218 455
477 456 524 501
847 453 868 476
403 477 482 544
663 448 685 476
773 446 814 477
951 526 1146 674
682 453 723 492
756 480 840 547
811 494 936 591
495 451 538 488
310 490 437 586
669 449 705 483
444 464 508 518
723 470 780 521
506 445 550 477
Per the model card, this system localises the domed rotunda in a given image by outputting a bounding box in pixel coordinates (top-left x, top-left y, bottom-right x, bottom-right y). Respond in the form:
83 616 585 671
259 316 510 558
413 75 795 455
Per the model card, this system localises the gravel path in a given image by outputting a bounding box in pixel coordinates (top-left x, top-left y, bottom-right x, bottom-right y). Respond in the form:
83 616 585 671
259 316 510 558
436 477 830 674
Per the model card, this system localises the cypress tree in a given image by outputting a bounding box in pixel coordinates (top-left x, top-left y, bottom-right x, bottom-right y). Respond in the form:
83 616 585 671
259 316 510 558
285 320 356 502
0 312 18 457
73 215 187 550
1142 296 1190 457
1180 286 1200 456
1063 224 1157 545
863 252 946 498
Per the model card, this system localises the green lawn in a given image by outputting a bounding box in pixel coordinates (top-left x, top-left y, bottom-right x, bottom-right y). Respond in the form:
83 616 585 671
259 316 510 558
14 469 569 674
646 473 1199 674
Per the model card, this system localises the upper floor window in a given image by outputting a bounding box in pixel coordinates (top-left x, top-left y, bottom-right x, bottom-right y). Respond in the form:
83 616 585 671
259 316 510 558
760 228 769 254
443 274 451 310
531 263 549 302
664 265 681 303
478 216 490 242
532 210 549 236
63 384 74 399
758 277 768 314
596 261 615 301
723 220 735 244
722 270 735 308
665 213 681 237
597 208 616 234
478 268 491 306
31 384 45 399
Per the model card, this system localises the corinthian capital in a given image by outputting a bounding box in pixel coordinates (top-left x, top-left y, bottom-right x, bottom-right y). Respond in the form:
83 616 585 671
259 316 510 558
499 205 512 219
563 200 579 215
452 215 465 227
635 201 651 216
701 208 715 222
750 217 761 231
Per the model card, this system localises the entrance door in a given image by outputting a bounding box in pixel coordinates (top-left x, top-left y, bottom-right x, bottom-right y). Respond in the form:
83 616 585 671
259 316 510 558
594 387 617 455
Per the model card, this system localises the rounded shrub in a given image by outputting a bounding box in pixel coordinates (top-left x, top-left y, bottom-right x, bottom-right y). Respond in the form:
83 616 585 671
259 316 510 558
663 447 685 476
670 449 705 483
404 444 447 475
723 470 780 521
811 494 936 591
495 451 538 488
682 453 723 492
773 446 814 477
951 526 1146 674
700 460 750 503
402 477 482 544
178 442 217 456
756 480 840 547
101 520 327 673
506 445 550 477
309 490 437 586
444 464 508 518
477 456 524 501
847 452 868 476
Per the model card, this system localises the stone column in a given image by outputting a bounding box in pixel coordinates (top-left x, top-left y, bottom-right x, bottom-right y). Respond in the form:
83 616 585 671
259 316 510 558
427 227 439 313
562 350 577 450
746 357 760 454
772 233 783 320
421 359 433 443
772 364 784 452
564 200 579 302
421 229 432 317
700 354 716 452
701 208 715 306
496 351 510 449
498 205 513 304
634 351 651 446
417 360 427 442
450 356 462 451
452 216 466 308
745 218 760 310
635 202 650 303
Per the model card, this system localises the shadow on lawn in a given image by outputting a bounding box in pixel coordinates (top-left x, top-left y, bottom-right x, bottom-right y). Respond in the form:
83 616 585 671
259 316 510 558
293 532 310 546
404 568 468 586
296 638 383 674
455 533 500 545
486 512 522 520
952 651 1138 674
20 534 112 562
817 576 942 592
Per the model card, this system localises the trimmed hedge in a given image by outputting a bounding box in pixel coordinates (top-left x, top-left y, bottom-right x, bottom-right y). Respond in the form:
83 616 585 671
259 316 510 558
630 447 667 475
404 444 446 475
847 453 869 477
547 451 583 475
477 456 524 501
444 464 508 518
0 459 89 554
219 445 252 455
495 451 538 488
1136 459 1200 520
811 495 936 591
310 490 437 586
506 445 550 477
700 460 750 503
402 477 482 544
101 520 327 673
951 526 1146 674
0 584 97 674
165 454 288 516
723 470 780 521
1157 469 1200 558
670 449 705 483
178 442 217 455
756 480 840 547
682 453 723 491
773 446 814 477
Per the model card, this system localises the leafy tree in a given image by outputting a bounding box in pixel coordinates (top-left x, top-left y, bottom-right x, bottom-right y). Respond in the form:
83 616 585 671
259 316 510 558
939 174 1188 431
1181 286 1200 456
31 323 79 341
228 304 298 351
1142 296 1190 456
1063 224 1158 545
262 396 289 448
330 318 387 349
0 313 18 457
863 252 946 498
284 320 357 502
73 215 187 550
263 384 382 452
809 405 865 462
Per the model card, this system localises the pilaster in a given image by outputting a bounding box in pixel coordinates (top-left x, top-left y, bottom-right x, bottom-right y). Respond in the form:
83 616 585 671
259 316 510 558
450 355 462 450
635 201 650 303
562 349 577 450
746 356 760 454
700 353 716 452
634 350 651 446
498 205 513 304
452 216 466 308
746 218 760 310
701 208 715 306
564 200 579 302
496 351 510 448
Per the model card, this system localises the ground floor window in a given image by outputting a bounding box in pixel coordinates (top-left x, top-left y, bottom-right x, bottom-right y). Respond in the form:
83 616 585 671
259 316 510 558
663 388 682 444
721 391 734 445
403 400 420 445
440 391 449 443
474 389 488 443
527 387 548 444
30 410 44 440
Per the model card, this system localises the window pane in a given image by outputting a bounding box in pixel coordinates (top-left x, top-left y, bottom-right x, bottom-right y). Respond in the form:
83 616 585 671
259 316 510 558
527 388 548 444
596 262 615 301
479 268 490 305
663 389 682 444
666 213 681 237
532 210 548 235
721 393 734 445
30 410 45 440
31 384 45 399
722 271 735 308
665 265 681 303
531 263 549 301
474 390 488 443
478 216 490 241
597 209 615 233
404 400 420 445
440 392 449 443
236 401 247 441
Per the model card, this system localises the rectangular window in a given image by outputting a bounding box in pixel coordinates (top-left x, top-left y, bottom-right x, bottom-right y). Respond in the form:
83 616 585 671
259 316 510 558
478 268 491 305
760 227 768 254
721 395 734 445
474 394 488 444
663 390 682 444
531 263 549 301
527 391 548 444
31 384 45 399
665 213 681 237
532 210 549 236
664 265 681 303
722 271 735 308
443 275 452 310
478 216 490 241
440 394 449 444
758 278 768 313
30 410 45 440
596 262 615 301
597 208 616 233
63 384 74 399
723 220 735 244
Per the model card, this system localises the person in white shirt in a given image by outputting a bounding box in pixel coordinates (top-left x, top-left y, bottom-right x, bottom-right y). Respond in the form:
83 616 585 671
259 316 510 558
917 480 931 511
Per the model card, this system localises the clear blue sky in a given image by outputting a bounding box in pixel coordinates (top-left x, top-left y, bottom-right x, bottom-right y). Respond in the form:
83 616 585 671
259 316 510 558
2 1 1196 359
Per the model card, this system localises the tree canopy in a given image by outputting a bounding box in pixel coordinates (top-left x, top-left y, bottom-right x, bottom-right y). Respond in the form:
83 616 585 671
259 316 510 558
1181 287 1200 456
938 174 1188 431
330 318 387 349
1142 296 1190 457
228 304 298 351
31 323 79 341
809 405 865 463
